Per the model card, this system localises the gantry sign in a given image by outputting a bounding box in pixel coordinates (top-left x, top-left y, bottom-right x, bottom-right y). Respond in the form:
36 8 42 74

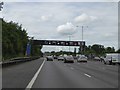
33 40 85 47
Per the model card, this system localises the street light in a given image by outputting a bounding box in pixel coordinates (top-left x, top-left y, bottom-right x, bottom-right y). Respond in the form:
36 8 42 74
76 25 88 54
76 25 88 41
68 35 71 52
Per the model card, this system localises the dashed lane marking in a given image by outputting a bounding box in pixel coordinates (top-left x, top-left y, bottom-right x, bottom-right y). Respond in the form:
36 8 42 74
84 73 91 78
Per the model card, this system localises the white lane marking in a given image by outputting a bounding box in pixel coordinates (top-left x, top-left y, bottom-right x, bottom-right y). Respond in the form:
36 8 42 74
26 60 45 89
84 73 91 78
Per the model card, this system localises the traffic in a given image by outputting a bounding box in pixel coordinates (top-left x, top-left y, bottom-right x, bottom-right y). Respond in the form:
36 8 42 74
45 53 120 65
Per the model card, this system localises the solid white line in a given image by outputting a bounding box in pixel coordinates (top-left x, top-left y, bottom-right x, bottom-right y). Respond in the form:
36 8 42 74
26 60 45 89
84 73 91 78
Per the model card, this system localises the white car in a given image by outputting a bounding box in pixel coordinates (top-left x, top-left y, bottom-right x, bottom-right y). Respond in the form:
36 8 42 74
77 55 87 62
104 53 120 65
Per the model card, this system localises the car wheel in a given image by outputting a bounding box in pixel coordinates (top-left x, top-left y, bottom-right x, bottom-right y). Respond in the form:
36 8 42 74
104 62 106 64
103 61 106 64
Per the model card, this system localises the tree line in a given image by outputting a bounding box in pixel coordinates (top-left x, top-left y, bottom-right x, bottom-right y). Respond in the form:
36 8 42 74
2 19 42 60
82 44 119 58
45 44 120 57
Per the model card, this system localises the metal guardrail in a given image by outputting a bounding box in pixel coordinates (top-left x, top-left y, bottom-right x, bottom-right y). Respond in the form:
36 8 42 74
2 56 41 66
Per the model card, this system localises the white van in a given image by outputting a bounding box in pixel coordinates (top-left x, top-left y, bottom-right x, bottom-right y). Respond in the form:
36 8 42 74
104 53 120 65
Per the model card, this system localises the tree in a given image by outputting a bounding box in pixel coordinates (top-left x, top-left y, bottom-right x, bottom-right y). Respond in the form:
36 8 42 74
2 19 28 59
2 19 43 60
116 48 120 53
91 44 105 56
105 47 115 53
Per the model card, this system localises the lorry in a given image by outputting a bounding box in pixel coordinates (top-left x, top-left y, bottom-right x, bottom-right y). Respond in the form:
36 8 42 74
104 53 120 65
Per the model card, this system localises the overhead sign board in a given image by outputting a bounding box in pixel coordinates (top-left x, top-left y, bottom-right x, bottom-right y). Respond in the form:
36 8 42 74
33 40 85 47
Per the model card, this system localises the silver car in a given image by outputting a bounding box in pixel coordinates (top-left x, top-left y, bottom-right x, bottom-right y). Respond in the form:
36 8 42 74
77 55 87 63
57 56 64 61
64 55 74 63
46 56 54 61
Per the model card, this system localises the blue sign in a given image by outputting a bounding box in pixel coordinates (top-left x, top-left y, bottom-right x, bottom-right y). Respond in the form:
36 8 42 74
26 42 31 56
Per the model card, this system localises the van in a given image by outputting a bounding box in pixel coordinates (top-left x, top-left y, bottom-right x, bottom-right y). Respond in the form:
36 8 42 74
104 53 120 65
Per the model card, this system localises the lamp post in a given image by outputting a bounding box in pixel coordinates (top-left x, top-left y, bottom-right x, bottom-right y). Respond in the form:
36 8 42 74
68 35 70 52
68 35 71 55
76 25 88 54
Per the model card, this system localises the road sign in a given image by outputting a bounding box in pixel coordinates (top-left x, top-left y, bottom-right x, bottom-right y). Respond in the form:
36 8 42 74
33 40 85 47
26 43 31 56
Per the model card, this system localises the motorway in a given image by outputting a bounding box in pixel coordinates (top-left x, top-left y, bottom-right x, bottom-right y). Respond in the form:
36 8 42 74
2 57 119 88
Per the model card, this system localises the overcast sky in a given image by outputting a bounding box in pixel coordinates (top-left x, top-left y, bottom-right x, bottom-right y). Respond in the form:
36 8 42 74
1 1 119 52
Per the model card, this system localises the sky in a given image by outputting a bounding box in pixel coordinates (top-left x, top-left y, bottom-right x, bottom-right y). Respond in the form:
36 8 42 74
1 0 119 2
1 0 119 52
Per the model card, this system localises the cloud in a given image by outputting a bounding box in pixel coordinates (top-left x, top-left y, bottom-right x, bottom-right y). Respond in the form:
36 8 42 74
40 14 53 21
74 13 97 24
57 22 77 36
2 2 118 51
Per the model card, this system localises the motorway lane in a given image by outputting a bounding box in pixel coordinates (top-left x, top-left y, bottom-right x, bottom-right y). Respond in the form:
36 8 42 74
2 58 119 88
2 58 44 88
32 60 94 88
32 59 119 88
66 61 118 88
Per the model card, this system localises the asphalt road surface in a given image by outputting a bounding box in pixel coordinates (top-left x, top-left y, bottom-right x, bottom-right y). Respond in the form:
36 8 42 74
2 58 119 88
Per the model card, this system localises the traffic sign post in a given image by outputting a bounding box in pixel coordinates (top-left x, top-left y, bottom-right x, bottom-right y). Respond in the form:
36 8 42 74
26 42 31 57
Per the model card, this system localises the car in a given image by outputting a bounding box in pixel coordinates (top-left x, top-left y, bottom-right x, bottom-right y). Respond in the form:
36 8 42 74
57 56 64 61
53 56 58 59
77 55 87 62
46 56 54 61
64 55 74 63
94 57 101 61
73 56 78 60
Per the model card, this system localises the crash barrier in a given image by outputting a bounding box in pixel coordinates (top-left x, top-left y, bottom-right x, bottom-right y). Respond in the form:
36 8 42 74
2 56 41 66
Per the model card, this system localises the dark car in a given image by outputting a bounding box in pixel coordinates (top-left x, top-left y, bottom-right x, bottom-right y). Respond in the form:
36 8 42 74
46 56 54 61
64 55 74 63
53 56 58 59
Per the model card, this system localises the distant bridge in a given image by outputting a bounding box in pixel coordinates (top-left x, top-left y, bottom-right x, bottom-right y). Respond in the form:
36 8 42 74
33 40 85 47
